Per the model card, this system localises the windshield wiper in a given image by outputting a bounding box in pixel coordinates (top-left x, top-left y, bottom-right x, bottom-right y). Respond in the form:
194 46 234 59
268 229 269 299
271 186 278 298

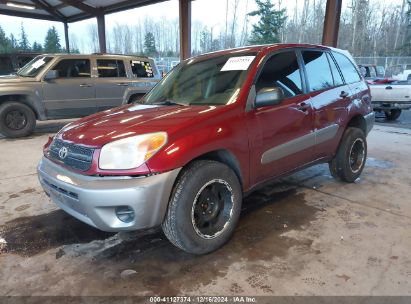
151 100 188 106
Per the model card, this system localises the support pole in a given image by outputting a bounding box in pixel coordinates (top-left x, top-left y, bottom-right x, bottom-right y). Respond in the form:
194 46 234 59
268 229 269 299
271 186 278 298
64 22 70 53
179 0 191 60
322 0 342 47
97 13 106 53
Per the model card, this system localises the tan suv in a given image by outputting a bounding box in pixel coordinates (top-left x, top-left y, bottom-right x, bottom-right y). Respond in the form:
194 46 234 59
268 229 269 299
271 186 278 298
0 53 161 138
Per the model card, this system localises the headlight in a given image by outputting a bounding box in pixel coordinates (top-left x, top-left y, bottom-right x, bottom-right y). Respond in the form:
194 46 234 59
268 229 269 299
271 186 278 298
99 132 167 170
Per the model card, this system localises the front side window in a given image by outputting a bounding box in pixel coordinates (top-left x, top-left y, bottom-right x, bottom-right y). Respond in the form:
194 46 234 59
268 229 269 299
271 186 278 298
256 51 303 98
131 60 154 78
97 59 126 78
52 59 91 78
302 51 334 92
17 56 53 77
333 52 361 84
376 66 385 77
143 53 256 106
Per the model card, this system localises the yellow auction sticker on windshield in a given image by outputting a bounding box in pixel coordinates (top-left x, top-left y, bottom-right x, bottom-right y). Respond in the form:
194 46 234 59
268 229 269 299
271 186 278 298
221 56 256 71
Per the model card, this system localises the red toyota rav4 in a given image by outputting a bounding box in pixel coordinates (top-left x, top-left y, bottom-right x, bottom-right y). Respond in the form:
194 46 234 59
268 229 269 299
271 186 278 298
38 44 374 254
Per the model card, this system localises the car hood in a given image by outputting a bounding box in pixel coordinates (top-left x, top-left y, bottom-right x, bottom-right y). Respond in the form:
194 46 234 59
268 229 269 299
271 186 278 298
0 75 37 84
58 103 219 147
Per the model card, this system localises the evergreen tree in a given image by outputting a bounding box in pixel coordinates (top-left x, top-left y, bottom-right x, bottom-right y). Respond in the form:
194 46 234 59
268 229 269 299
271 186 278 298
210 39 221 51
32 41 43 52
0 25 12 53
9 34 18 51
144 32 157 56
200 29 210 53
248 0 287 45
19 23 30 51
43 26 61 53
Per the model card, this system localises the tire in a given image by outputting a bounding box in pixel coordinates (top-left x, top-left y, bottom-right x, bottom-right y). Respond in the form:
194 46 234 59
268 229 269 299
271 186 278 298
128 94 145 104
329 127 367 183
0 102 36 138
384 109 401 121
162 160 242 255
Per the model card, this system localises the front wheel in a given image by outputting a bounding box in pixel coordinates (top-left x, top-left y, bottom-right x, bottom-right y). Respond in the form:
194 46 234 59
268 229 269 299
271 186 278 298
128 94 145 104
162 160 242 254
384 109 401 121
329 127 367 183
0 102 36 138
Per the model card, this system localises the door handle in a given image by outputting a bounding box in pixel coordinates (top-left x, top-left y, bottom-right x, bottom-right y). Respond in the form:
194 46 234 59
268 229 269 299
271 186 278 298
296 102 311 112
340 91 349 98
117 83 129 86
79 83 92 87
385 86 393 90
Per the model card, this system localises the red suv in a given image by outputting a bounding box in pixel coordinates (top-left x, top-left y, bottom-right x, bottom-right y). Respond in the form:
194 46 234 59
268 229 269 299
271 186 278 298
38 44 374 254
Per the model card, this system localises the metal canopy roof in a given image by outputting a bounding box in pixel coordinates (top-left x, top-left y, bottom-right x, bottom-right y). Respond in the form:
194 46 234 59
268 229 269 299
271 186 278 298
0 0 169 23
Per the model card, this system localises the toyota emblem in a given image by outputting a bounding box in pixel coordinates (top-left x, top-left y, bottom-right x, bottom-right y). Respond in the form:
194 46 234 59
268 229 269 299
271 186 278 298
58 146 68 159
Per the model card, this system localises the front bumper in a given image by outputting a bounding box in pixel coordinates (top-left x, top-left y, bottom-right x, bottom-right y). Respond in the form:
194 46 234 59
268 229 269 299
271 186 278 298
37 157 181 232
364 112 375 135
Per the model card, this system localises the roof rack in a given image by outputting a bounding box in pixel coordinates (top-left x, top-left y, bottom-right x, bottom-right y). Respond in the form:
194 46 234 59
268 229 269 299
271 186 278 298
91 53 149 57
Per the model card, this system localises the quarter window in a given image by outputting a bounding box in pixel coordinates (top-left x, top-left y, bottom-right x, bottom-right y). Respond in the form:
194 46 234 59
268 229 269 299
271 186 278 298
52 59 91 78
302 51 334 92
97 59 126 78
131 60 154 78
256 51 303 98
333 52 361 84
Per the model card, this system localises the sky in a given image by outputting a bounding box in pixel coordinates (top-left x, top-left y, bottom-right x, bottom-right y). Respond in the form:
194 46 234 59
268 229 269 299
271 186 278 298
0 0 405 52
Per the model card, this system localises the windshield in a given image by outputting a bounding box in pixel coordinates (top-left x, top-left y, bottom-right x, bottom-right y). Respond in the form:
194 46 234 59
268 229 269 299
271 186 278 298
17 56 54 77
143 53 256 106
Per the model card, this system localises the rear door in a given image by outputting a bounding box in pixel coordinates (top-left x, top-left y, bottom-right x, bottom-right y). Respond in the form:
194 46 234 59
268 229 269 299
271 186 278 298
301 50 352 159
94 58 130 110
247 50 315 185
42 58 95 118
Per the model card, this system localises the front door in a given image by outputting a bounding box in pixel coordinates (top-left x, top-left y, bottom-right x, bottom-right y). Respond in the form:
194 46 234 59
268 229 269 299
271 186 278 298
247 50 315 185
42 58 95 118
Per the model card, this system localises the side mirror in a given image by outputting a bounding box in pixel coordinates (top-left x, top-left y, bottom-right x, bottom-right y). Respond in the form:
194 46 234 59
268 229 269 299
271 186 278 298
255 87 284 107
44 70 58 80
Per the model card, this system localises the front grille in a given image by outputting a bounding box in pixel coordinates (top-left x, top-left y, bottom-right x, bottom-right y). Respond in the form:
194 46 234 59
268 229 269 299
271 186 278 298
48 139 94 172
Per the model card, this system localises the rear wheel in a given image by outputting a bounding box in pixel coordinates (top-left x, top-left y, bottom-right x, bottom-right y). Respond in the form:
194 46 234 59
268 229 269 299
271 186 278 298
384 109 401 121
329 127 367 183
162 160 242 254
0 102 36 138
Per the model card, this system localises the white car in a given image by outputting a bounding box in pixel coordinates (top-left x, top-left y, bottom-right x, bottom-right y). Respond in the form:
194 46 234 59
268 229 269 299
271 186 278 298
370 80 411 120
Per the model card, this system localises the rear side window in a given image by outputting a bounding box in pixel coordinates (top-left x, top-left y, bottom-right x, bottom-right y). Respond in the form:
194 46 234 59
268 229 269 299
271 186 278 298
53 59 91 78
333 52 361 84
256 51 303 98
302 51 334 92
97 59 126 78
131 60 154 78
326 53 344 86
